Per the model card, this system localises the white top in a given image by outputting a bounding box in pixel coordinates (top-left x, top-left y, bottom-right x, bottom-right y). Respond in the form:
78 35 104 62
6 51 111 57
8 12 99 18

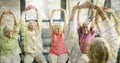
23 30 43 53
64 21 78 53
99 20 120 63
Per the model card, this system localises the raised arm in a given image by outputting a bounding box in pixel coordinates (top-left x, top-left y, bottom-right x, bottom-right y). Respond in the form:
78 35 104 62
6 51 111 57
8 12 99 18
0 11 11 37
94 12 101 33
104 8 120 35
27 5 41 30
36 8 42 30
7 11 20 35
49 10 55 32
8 11 18 25
61 9 67 33
0 11 12 26
0 11 19 36
49 9 67 33
8 11 20 35
0 11 18 25
69 5 78 21
104 7 119 25
77 9 81 29
90 2 107 21
20 5 33 33
0 12 5 26
20 5 36 26
78 1 107 21
24 5 42 32
90 9 96 32
20 9 26 33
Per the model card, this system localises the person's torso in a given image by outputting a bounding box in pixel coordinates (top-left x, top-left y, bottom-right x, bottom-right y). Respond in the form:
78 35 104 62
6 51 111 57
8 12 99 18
78 27 95 53
0 35 21 56
99 20 120 63
49 32 67 56
23 30 43 53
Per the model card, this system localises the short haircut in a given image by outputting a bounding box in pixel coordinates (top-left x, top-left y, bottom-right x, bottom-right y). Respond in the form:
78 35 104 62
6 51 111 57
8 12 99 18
87 37 110 63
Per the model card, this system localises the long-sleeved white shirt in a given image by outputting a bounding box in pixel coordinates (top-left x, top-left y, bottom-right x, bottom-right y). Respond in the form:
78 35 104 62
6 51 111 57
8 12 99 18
20 11 43 53
99 20 120 63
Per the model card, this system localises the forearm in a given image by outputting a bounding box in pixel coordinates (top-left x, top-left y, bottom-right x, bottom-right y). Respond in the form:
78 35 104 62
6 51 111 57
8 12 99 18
92 5 107 21
91 23 95 31
0 13 5 20
63 9 67 23
77 9 81 29
49 11 54 31
91 8 94 21
111 12 119 24
69 6 78 21
91 20 95 32
91 10 96 29
110 12 120 35
63 9 67 32
96 23 101 33
63 13 67 32
95 12 101 33
36 9 41 29
49 19 53 31
20 11 26 32
0 12 6 26
20 11 26 25
78 2 107 21
12 13 17 25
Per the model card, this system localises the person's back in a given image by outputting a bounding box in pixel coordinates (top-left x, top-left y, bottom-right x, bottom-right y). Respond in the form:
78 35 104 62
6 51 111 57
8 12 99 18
98 8 120 63
87 37 110 63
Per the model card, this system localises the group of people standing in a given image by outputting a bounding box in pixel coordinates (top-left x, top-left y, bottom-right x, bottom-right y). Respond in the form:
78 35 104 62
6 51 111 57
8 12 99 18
0 1 120 63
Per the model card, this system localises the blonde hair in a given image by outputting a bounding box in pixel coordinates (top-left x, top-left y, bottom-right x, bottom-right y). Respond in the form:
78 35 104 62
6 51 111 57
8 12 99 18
87 37 110 63
53 24 61 29
28 21 37 26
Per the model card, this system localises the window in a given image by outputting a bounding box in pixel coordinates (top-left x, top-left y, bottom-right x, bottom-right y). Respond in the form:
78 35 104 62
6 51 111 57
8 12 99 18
20 0 66 22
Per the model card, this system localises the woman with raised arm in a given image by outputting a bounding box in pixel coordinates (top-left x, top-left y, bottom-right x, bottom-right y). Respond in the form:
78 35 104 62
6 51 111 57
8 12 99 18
80 2 120 63
77 2 110 63
77 2 98 63
48 8 68 63
0 11 21 63
65 1 97 63
65 1 79 52
77 7 96 54
64 2 83 63
20 5 47 63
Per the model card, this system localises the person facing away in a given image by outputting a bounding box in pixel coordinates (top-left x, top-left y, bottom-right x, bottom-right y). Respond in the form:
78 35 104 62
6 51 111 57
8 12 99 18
86 3 120 63
86 37 110 63
83 2 120 63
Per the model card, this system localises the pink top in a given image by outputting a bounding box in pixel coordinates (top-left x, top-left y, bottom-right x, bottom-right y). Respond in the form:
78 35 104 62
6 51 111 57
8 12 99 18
49 32 68 56
78 27 95 53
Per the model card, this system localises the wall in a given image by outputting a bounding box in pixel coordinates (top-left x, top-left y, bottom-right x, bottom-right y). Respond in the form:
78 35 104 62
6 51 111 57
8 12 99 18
0 0 20 28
